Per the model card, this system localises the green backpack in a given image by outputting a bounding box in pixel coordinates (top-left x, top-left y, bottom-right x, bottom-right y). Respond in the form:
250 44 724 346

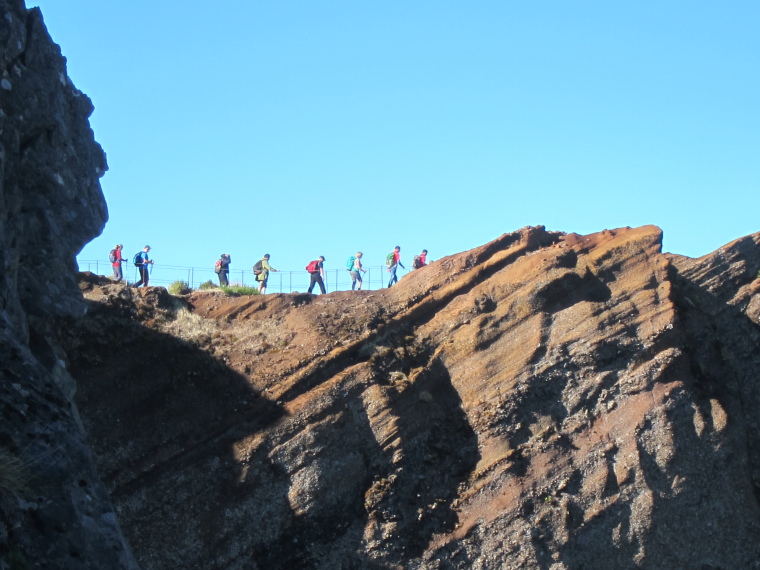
385 252 395 267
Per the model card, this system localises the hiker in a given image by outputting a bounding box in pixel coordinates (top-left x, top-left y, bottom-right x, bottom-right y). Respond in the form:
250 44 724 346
215 253 231 287
253 254 278 294
133 245 154 288
109 244 125 282
349 252 367 290
306 256 327 295
412 249 428 269
386 246 405 287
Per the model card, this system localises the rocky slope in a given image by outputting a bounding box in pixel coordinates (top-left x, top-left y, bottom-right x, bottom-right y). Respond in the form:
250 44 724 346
0 1 138 568
62 225 760 569
2 3 760 568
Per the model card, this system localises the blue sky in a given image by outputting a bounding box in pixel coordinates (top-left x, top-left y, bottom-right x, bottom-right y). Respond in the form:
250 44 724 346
32 1 760 288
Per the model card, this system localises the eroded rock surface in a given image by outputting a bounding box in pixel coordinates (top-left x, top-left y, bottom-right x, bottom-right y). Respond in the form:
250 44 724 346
64 226 760 569
0 1 137 568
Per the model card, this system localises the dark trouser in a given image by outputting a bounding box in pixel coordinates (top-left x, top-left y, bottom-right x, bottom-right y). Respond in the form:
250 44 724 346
308 273 326 294
219 271 229 287
135 266 149 287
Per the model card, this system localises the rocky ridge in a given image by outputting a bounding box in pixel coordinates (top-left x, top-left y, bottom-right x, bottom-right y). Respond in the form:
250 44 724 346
2 1 760 568
63 225 760 569
1 1 137 568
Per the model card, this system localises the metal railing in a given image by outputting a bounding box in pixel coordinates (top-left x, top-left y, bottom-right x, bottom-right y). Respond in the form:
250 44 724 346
78 260 392 293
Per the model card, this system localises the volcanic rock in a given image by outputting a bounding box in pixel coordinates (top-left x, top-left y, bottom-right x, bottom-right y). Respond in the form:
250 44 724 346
62 225 760 569
0 1 137 568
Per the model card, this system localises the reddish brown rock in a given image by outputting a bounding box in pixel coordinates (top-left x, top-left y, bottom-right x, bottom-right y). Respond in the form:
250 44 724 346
63 225 760 569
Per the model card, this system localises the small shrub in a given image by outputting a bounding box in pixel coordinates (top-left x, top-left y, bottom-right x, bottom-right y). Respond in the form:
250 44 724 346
198 280 216 290
7 547 30 570
168 280 192 295
220 285 259 297
0 447 28 497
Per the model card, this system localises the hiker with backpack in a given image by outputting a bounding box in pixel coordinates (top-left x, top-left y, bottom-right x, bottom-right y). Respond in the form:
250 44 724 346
412 249 428 270
253 254 278 294
215 253 231 287
347 252 367 290
306 256 327 295
133 245 154 288
109 244 125 283
386 246 405 287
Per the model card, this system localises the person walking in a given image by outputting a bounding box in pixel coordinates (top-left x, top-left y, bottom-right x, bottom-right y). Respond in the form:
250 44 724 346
413 249 428 269
216 253 231 287
110 244 125 283
133 245 154 288
254 254 278 294
386 246 405 288
306 256 327 295
350 252 367 290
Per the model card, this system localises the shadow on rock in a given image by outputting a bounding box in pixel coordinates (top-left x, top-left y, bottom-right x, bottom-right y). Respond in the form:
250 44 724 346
59 291 286 569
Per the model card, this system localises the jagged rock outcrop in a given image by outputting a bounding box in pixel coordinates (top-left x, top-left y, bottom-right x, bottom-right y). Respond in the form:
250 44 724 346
63 225 760 569
0 1 137 568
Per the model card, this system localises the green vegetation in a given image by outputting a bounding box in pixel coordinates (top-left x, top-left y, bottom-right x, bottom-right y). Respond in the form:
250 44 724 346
0 446 28 497
6 546 31 570
220 285 259 297
168 280 192 295
198 280 216 290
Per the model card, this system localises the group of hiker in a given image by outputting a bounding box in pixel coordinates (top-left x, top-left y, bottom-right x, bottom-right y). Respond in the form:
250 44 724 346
110 244 428 293
109 244 154 286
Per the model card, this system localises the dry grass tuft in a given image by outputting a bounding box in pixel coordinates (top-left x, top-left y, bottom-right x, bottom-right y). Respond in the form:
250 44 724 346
158 308 217 345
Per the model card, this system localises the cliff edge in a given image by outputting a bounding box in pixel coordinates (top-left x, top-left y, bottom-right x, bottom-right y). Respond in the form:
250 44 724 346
1 1 137 568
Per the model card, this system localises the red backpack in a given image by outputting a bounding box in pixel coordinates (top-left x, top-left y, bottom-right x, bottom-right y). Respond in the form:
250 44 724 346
305 260 320 273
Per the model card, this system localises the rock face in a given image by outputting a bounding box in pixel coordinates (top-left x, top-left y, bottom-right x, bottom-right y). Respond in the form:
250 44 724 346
0 1 137 568
63 226 760 569
3 4 760 568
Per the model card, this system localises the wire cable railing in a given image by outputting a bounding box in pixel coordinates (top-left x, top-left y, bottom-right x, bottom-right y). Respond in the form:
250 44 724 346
77 260 395 293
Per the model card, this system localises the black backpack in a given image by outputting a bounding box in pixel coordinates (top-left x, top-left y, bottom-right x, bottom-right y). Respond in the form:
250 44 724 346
133 252 143 267
253 260 263 275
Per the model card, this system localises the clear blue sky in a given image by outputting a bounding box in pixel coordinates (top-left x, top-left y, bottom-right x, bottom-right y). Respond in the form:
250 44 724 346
31 1 759 287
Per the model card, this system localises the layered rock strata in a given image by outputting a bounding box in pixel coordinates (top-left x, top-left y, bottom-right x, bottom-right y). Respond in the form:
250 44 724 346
65 226 760 569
